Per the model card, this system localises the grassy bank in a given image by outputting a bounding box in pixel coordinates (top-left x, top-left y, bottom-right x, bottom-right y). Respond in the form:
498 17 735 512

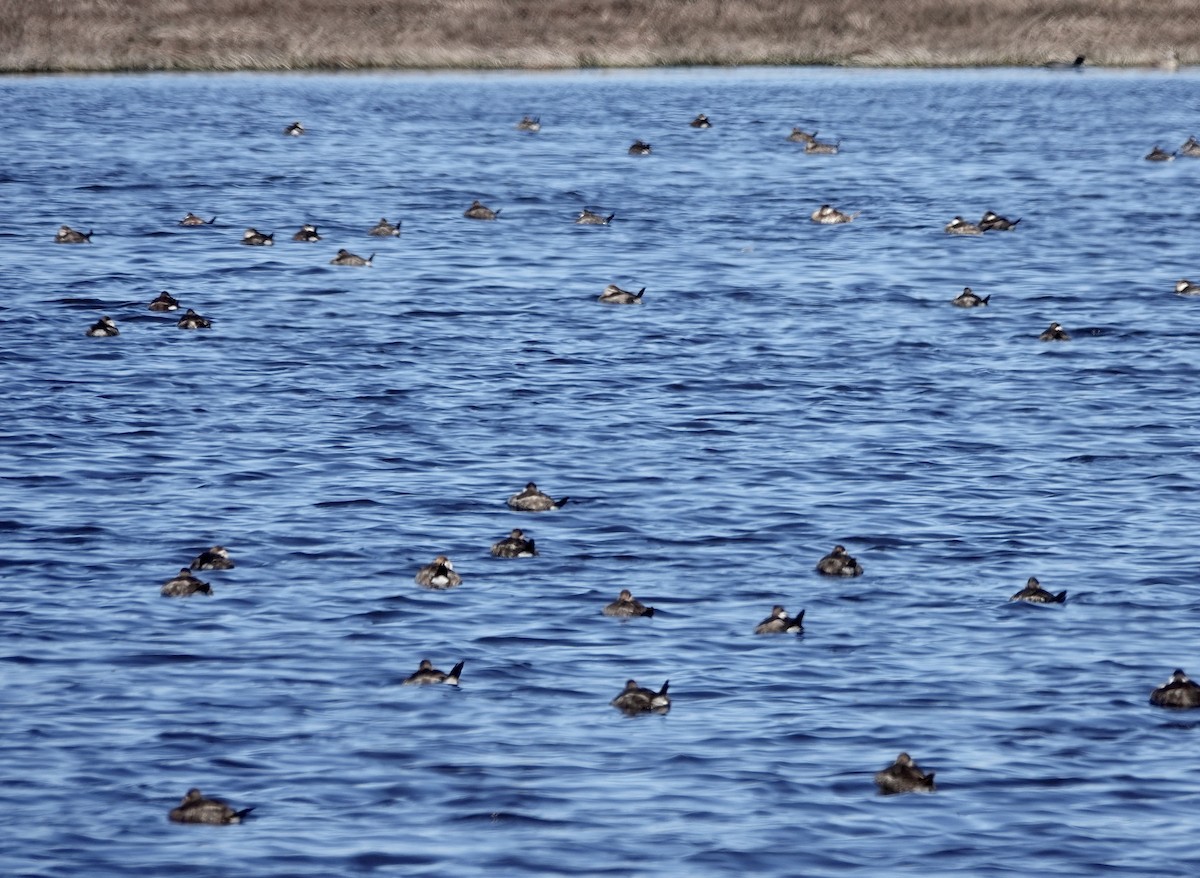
0 0 1195 73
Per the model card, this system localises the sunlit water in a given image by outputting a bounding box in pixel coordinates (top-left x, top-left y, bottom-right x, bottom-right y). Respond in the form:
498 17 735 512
2 67 1200 877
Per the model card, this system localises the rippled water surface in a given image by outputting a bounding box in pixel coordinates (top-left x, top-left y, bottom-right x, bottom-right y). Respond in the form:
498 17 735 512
3 67 1200 877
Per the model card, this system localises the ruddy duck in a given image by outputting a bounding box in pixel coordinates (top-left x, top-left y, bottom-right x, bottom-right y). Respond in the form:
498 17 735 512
491 528 537 558
875 753 935 794
1175 279 1200 295
1145 145 1176 161
576 208 615 225
597 284 645 305
403 658 465 685
979 210 1020 231
787 127 818 144
161 568 212 597
330 249 374 266
810 204 859 224
611 679 670 715
368 217 401 237
85 316 119 337
951 287 990 307
602 589 655 618
1149 669 1200 709
515 115 541 132
816 544 863 577
169 788 253 824
284 121 304 136
55 225 92 244
148 291 180 312
628 140 652 155
464 200 500 220
415 555 462 589
1039 322 1070 341
178 212 216 226
190 546 235 570
506 482 569 511
291 224 320 242
804 138 840 155
753 605 804 634
1180 137 1200 158
1009 576 1066 604
945 216 984 236
241 228 274 246
689 113 711 128
177 308 212 330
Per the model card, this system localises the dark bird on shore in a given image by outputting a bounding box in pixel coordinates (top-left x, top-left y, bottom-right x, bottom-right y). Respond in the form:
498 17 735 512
603 589 655 618
1039 322 1071 342
753 605 804 634
241 228 273 246
979 210 1020 231
490 528 537 558
55 224 92 243
506 482 568 511
161 568 212 597
403 659 465 685
597 284 644 305
415 555 462 589
291 224 320 242
951 287 990 308
177 308 212 330
190 546 234 570
1009 576 1066 604
85 316 119 337
330 249 373 266
611 679 670 715
168 788 253 824
875 753 936 794
148 291 180 311
816 544 863 577
1150 669 1200 709
178 212 216 226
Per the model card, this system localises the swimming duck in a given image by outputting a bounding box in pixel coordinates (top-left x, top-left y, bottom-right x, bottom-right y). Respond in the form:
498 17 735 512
148 291 180 312
576 208 615 225
689 113 712 128
804 138 840 155
815 544 863 577
979 210 1021 231
291 224 320 242
1043 55 1085 70
1149 669 1200 709
1145 145 1176 161
177 308 212 330
330 249 374 266
1180 137 1200 158
875 753 936 794
753 605 804 634
368 217 401 237
190 546 235 570
1009 576 1066 603
945 216 984 236
168 788 253 824
1039 322 1071 341
178 212 216 226
506 482 569 511
55 225 92 244
951 287 990 307
602 589 655 618
1174 279 1200 295
787 127 818 144
628 140 653 156
161 568 212 597
85 316 119 337
490 528 537 558
241 228 274 246
464 200 500 220
515 115 541 132
284 121 304 136
597 284 645 305
403 658 465 685
810 204 859 224
611 679 670 715
414 555 462 589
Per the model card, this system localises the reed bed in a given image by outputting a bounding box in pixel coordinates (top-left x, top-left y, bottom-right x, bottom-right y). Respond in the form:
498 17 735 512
0 0 1195 72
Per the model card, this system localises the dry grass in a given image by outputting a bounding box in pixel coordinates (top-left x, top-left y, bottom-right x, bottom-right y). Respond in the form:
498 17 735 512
0 0 1195 72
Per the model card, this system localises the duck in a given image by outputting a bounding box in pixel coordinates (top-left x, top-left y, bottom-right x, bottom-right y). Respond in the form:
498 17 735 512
330 249 374 266
403 659 465 685
787 127 818 144
951 287 990 308
611 679 670 715
464 200 500 220
1043 55 1085 70
804 138 840 155
490 528 537 558
85 316 119 337
506 482 568 511
575 208 615 225
241 228 274 246
1145 145 1176 161
55 224 92 244
177 308 211 330
1174 279 1200 295
628 139 652 156
414 555 462 589
161 568 212 597
515 115 541 132
178 212 216 226
810 204 859 224
753 605 804 634
168 788 253 824
368 217 401 237
291 224 320 242
1180 137 1200 158
979 210 1021 231
1149 669 1200 709
1009 576 1066 604
597 284 645 305
689 113 712 128
815 544 863 577
602 589 655 618
148 291 180 312
945 216 984 236
1039 322 1071 342
284 121 304 136
190 546 235 570
875 753 936 794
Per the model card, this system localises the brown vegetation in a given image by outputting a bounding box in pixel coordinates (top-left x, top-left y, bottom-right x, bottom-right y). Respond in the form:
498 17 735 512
0 0 1195 72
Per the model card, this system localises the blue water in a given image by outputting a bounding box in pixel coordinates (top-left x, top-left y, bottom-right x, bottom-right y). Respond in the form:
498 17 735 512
2 66 1200 877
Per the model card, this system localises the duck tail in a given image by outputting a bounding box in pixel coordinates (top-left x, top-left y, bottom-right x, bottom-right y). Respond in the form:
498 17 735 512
207 216 217 224
234 807 255 821
634 288 645 299
1053 590 1067 603
494 208 502 217
795 609 805 625
1011 218 1021 227
659 680 670 696
555 497 570 507
448 660 465 682
606 214 615 223
982 295 991 305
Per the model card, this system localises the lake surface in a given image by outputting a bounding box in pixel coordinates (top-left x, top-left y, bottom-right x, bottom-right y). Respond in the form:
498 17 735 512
2 66 1200 877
